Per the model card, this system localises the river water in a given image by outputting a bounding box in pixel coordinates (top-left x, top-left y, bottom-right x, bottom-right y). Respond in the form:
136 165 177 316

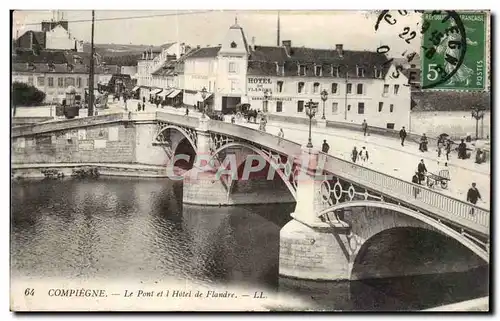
11 177 489 311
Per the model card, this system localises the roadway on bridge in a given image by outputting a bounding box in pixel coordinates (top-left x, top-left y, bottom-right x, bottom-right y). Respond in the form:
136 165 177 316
27 100 489 209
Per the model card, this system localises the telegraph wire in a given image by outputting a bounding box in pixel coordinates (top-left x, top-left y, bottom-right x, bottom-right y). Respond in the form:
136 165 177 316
17 10 219 27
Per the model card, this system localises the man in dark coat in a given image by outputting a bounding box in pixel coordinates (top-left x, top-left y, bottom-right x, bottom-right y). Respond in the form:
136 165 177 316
417 159 427 184
467 183 482 215
351 146 358 163
322 140 330 153
399 126 407 146
458 139 467 159
362 120 368 136
412 171 420 198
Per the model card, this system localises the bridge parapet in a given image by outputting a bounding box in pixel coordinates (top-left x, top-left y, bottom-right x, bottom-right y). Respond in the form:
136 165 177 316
319 153 489 237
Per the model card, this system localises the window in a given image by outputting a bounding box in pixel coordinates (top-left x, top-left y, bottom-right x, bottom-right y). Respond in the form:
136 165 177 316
410 64 416 68
332 102 338 114
277 64 284 76
297 82 305 93
313 82 320 94
299 65 306 76
332 66 339 77
229 62 236 73
77 77 82 88
383 84 389 94
37 77 44 86
65 77 75 87
276 101 283 112
356 83 363 95
358 102 365 114
357 66 365 77
231 80 238 91
277 81 284 93
297 100 304 112
315 65 322 76
48 77 54 87
386 123 395 129
58 78 64 88
390 104 394 112
374 68 382 78
378 102 383 112
347 104 351 111
28 77 33 85
394 84 400 95
346 83 352 94
331 83 338 94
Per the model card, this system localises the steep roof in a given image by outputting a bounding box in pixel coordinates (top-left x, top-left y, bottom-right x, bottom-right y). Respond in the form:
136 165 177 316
13 49 68 64
185 46 221 59
247 45 390 78
12 62 120 75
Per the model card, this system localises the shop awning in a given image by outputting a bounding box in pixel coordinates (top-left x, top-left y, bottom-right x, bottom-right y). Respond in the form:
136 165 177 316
167 89 182 98
158 89 173 98
196 92 213 101
153 88 163 95
132 86 140 91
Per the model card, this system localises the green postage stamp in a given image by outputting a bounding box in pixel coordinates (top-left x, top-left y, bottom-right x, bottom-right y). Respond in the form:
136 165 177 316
421 11 488 91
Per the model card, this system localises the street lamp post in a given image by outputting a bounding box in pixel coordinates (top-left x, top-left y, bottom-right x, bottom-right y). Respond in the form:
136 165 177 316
263 89 271 113
305 99 318 148
471 105 485 140
320 89 328 120
201 86 207 118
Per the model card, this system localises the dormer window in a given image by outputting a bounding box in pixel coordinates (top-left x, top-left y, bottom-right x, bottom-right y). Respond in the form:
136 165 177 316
315 65 322 77
48 63 55 72
298 64 306 76
276 63 284 76
374 67 383 78
67 64 74 72
331 65 340 77
357 66 365 77
27 62 36 71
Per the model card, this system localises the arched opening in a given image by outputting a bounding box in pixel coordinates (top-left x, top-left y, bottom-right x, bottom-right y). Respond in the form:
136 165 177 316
349 227 489 310
173 138 196 174
213 146 296 205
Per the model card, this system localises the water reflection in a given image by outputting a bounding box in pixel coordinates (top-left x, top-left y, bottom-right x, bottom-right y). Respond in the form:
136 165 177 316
11 178 488 310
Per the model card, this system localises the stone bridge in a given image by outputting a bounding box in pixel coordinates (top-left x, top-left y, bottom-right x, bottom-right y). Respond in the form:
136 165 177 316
11 111 490 281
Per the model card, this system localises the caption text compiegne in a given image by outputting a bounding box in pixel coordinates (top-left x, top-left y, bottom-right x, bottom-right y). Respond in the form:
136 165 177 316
43 288 267 299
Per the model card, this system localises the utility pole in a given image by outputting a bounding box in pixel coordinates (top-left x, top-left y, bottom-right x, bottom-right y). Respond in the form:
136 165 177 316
344 72 349 121
88 10 95 117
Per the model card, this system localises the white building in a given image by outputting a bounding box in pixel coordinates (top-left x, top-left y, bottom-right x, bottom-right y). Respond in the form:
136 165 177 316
45 24 83 52
177 21 411 129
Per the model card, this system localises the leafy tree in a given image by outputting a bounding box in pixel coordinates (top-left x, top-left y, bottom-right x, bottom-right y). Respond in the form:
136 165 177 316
12 81 46 108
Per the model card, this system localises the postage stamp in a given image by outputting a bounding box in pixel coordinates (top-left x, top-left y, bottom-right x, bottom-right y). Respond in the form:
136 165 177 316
10 9 490 313
421 11 488 91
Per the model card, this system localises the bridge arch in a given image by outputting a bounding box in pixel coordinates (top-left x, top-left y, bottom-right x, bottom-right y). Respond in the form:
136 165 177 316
209 142 297 201
317 201 489 280
155 125 197 154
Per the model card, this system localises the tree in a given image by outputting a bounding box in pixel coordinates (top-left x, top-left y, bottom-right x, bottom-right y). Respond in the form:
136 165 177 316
12 81 46 109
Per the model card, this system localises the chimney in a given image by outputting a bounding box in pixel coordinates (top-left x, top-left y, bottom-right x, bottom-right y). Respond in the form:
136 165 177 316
251 37 255 51
336 44 343 57
196 45 201 49
282 40 291 56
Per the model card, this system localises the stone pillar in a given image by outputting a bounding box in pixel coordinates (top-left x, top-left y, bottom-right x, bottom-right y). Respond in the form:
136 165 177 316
279 146 351 281
196 116 211 156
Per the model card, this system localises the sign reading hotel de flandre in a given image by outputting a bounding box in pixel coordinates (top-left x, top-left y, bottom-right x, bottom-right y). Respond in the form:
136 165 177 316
247 77 291 101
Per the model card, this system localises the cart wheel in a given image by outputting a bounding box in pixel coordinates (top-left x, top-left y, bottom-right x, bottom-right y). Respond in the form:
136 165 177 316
441 180 448 189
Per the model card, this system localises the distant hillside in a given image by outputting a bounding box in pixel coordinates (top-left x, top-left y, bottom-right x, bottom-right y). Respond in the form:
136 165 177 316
412 91 490 112
82 43 152 56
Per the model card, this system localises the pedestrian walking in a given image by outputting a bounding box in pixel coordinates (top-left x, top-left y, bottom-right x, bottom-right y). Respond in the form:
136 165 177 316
358 146 369 164
419 134 428 152
185 107 189 116
399 126 407 146
278 128 284 145
137 102 141 112
437 137 444 158
467 183 482 215
362 119 368 136
322 140 330 153
351 146 358 163
417 159 427 184
142 103 146 111
445 139 452 161
412 171 420 198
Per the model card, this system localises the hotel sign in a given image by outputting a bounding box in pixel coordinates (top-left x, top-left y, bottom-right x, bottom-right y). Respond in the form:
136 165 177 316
247 77 273 92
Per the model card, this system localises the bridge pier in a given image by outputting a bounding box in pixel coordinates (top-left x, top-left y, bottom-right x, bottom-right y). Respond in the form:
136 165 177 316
280 147 352 281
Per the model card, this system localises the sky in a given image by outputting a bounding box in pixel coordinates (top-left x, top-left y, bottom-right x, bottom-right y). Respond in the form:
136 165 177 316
13 10 422 56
